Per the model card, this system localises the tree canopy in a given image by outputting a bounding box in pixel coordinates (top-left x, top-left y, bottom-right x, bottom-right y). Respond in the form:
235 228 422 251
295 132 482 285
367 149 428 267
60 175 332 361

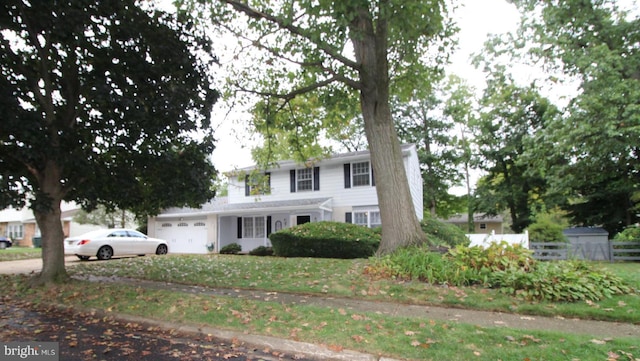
182 0 458 253
508 0 640 234
0 0 218 284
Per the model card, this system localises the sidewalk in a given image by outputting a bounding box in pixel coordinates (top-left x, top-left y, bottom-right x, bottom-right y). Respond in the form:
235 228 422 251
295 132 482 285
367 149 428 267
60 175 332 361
80 275 640 339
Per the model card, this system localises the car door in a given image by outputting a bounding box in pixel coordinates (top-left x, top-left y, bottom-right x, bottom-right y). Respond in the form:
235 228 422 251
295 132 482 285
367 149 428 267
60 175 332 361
106 230 131 255
126 230 152 254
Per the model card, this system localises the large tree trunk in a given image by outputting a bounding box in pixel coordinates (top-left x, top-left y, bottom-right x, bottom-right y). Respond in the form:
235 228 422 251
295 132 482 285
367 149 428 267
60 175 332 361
350 8 427 255
30 161 69 286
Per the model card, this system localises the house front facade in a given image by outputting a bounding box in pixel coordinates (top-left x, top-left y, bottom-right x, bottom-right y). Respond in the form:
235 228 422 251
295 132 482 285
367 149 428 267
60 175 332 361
148 144 423 254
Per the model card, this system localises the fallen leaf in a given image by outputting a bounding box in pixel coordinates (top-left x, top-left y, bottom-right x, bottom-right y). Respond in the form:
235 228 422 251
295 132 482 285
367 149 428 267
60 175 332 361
590 339 607 345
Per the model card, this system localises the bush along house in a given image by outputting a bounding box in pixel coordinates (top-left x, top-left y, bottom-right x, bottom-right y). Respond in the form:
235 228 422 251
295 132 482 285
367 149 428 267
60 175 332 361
147 144 423 254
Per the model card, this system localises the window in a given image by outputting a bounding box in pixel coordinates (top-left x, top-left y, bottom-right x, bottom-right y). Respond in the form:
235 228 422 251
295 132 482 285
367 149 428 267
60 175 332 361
242 216 267 238
480 223 487 230
243 217 254 238
290 167 319 192
178 222 188 227
194 222 206 227
245 173 271 196
297 168 313 191
8 224 23 239
161 223 172 227
353 210 381 228
352 161 371 186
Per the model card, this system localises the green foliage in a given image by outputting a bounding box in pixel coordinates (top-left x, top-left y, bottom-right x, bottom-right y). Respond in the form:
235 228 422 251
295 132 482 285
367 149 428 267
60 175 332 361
614 226 640 242
249 246 274 257
491 261 632 302
505 0 640 235
420 216 469 248
447 242 536 273
527 213 567 243
368 241 632 303
220 243 242 255
269 222 380 259
366 246 480 286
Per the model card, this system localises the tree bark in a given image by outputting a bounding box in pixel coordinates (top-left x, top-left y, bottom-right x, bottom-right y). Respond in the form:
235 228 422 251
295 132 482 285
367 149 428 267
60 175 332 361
349 8 427 255
30 160 69 286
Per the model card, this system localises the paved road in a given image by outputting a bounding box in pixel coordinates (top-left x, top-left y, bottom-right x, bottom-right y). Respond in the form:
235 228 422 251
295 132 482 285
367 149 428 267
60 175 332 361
0 300 313 361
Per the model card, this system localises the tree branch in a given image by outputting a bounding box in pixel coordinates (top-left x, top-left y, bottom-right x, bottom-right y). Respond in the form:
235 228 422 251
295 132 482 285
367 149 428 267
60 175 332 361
219 0 360 72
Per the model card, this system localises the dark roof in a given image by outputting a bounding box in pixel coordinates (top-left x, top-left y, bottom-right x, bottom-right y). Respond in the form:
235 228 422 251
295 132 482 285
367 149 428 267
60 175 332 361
563 227 609 236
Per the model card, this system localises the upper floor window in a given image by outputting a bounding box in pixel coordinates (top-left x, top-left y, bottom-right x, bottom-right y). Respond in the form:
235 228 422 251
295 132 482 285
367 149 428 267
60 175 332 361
344 162 375 188
297 168 313 191
245 172 271 196
290 167 320 192
352 161 371 186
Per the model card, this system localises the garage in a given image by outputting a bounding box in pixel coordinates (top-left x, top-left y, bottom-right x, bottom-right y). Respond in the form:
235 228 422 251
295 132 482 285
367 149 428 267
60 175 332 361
155 219 209 254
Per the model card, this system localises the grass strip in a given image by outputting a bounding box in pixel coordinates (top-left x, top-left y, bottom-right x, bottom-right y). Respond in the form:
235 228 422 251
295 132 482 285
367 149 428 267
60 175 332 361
3 276 639 361
69 255 640 323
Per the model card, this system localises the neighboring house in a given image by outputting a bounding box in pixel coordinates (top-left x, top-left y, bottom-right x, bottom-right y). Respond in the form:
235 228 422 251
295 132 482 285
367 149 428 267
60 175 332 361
148 144 423 254
0 202 102 247
443 213 504 234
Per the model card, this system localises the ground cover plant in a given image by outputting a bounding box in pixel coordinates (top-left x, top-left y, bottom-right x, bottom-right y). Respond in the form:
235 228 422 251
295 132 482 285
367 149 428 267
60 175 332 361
368 242 633 302
0 247 41 262
66 254 640 324
2 274 638 361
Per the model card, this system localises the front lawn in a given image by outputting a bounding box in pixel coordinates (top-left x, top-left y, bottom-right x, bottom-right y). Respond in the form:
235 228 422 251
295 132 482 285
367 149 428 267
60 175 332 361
3 254 638 360
0 247 41 262
67 254 640 324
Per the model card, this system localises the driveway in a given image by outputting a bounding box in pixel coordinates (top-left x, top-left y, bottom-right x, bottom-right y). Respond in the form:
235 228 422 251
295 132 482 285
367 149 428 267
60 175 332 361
0 256 81 275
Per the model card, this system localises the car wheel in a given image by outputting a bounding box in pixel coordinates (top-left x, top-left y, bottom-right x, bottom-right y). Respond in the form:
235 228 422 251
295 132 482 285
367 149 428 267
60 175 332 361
96 246 113 260
77 255 90 261
155 244 168 255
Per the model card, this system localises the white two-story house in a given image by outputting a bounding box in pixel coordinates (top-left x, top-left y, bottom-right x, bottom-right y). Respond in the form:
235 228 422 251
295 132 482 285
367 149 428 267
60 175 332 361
148 144 423 254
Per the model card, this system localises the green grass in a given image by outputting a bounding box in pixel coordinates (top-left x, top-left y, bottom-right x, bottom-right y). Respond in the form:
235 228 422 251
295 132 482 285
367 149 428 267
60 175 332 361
0 247 41 261
3 275 638 361
67 254 640 323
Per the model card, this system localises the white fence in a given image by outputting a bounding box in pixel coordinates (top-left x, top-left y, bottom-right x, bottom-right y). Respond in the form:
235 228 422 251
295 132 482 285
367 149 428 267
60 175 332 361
466 230 529 248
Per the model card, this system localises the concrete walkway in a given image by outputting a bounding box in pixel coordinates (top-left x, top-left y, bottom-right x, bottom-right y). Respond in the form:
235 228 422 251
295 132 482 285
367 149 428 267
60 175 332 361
79 275 640 339
0 256 81 274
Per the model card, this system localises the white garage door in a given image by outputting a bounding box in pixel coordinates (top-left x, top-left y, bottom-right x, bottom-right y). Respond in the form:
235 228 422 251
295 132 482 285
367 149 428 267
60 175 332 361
156 220 209 254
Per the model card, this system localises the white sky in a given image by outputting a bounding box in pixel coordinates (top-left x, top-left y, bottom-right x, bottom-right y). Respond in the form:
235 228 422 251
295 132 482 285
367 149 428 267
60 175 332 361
209 0 522 174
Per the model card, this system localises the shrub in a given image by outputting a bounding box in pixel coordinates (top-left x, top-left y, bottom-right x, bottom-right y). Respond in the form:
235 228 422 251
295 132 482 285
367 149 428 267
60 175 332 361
447 241 536 273
269 221 380 259
614 226 640 242
366 246 481 286
220 243 242 254
527 213 567 243
420 216 469 248
491 261 632 302
249 246 273 256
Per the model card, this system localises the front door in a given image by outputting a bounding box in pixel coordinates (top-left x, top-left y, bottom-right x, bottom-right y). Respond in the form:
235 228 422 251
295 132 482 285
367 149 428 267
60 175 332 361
296 215 311 225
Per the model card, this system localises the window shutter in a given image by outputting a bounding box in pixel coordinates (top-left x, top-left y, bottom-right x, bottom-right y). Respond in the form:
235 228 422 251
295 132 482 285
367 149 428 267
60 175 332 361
237 217 242 239
313 166 320 191
371 166 375 186
265 172 271 193
245 175 250 196
266 216 272 237
345 212 352 224
343 163 351 188
290 169 296 192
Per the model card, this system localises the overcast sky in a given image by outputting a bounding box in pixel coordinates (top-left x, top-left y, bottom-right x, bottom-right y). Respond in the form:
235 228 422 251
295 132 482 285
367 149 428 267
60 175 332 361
209 0 522 173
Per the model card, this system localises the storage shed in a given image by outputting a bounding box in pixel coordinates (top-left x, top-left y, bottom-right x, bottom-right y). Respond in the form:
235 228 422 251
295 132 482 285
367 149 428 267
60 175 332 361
562 227 609 260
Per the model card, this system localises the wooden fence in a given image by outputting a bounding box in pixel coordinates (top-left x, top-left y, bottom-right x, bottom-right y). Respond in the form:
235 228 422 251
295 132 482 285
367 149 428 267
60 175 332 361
530 241 640 262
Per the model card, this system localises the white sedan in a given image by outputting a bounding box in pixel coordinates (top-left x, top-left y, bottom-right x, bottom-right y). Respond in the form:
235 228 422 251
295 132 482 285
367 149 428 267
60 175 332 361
64 229 168 261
